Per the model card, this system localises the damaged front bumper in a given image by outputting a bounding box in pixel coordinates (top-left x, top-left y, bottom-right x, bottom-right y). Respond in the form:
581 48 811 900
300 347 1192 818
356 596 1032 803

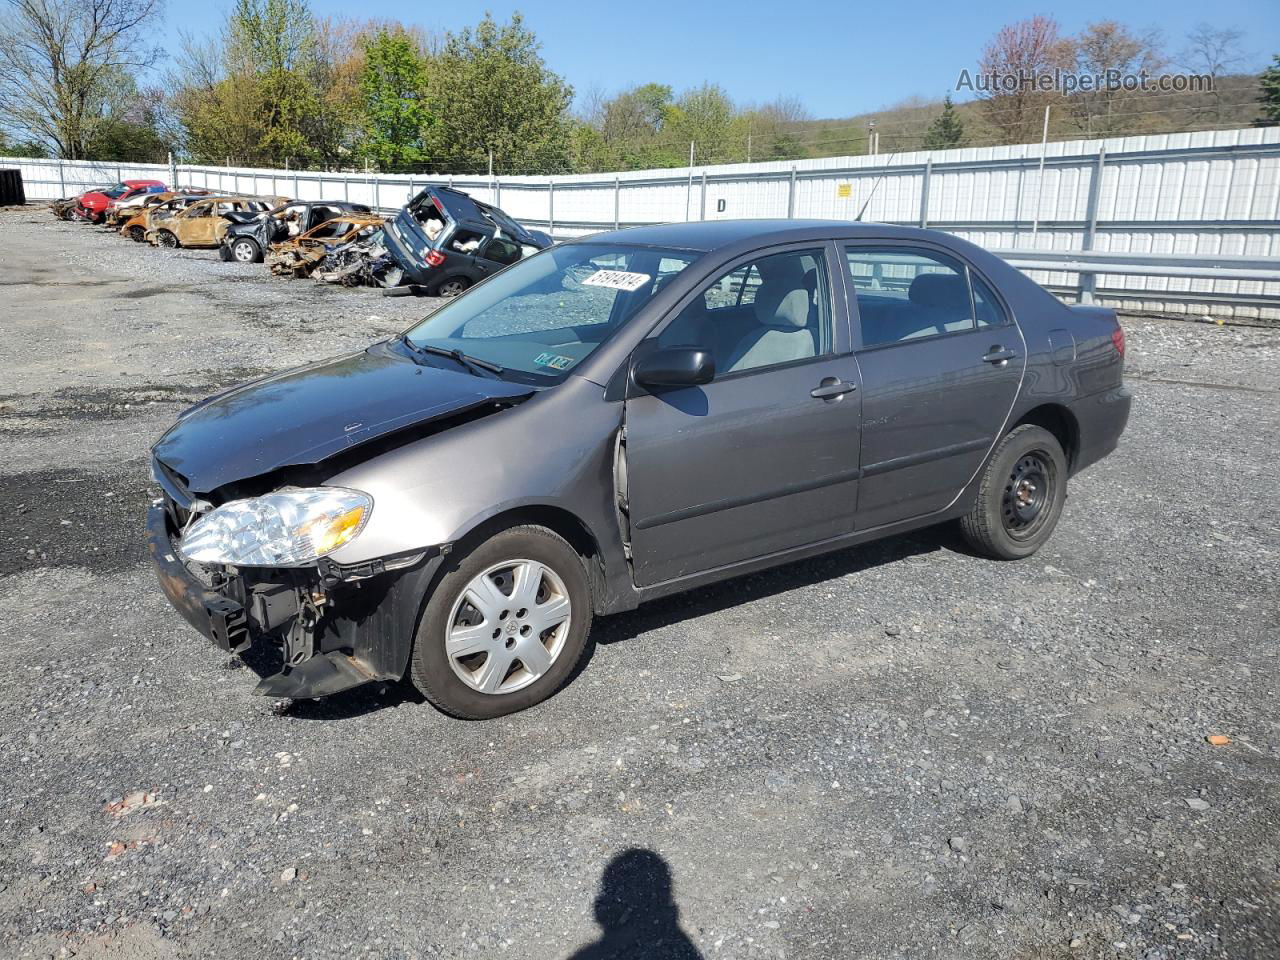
146 502 444 699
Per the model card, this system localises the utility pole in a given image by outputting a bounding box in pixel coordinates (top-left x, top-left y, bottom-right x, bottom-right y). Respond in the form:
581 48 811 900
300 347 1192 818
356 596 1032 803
867 121 879 156
1030 104 1051 242
747 129 752 164
685 141 695 221
488 149 493 178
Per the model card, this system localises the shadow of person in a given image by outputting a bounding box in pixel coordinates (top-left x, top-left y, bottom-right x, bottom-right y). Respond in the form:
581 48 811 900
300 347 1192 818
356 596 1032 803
567 849 703 960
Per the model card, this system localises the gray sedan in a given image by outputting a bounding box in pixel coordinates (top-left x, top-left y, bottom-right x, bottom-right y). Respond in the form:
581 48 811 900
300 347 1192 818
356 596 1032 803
147 220 1131 717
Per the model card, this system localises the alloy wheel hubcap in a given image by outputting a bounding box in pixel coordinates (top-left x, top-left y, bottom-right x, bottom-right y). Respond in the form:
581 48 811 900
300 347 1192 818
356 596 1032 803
1002 453 1051 537
234 242 255 262
445 559 571 695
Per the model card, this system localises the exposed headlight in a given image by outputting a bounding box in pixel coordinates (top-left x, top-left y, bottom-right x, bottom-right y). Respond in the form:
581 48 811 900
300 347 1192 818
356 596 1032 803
179 487 371 567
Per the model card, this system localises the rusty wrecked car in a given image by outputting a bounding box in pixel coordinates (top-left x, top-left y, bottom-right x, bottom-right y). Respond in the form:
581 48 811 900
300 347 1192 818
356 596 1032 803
121 192 222 242
265 214 386 278
219 199 372 264
106 187 211 230
146 195 286 249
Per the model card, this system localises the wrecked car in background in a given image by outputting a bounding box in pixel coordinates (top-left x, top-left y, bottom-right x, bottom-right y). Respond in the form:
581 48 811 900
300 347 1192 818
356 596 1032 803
105 186 211 229
147 219 1131 716
219 199 372 264
314 228 402 288
120 192 223 242
50 187 112 220
77 179 167 223
265 214 386 278
145 195 285 249
383 185 551 297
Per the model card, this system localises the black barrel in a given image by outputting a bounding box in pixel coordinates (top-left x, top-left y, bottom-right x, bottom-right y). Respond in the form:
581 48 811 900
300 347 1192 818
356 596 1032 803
0 169 27 205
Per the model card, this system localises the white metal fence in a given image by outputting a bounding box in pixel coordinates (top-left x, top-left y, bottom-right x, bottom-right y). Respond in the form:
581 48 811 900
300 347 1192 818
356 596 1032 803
4 125 1279 321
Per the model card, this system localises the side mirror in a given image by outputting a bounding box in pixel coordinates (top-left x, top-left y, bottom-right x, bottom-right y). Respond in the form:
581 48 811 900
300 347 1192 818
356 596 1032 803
633 347 715 389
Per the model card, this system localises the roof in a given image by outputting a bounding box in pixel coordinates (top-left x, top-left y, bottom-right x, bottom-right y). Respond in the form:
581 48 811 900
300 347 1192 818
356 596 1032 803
578 219 948 252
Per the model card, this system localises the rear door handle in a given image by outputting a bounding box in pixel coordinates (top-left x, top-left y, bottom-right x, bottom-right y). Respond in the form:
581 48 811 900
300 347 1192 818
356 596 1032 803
811 378 858 400
983 347 1017 365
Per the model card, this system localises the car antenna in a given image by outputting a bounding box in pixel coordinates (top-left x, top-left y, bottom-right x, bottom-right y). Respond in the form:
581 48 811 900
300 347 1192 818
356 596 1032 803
855 147 905 223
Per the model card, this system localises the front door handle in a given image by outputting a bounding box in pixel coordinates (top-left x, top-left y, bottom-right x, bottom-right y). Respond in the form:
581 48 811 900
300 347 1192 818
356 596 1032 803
810 378 858 400
983 347 1017 365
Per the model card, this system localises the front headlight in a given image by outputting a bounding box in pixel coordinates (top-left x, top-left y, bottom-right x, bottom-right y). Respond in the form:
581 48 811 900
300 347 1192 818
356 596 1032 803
178 487 372 567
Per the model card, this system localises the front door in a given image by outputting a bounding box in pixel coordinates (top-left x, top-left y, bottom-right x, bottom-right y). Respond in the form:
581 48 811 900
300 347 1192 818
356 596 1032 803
843 244 1025 529
624 244 863 587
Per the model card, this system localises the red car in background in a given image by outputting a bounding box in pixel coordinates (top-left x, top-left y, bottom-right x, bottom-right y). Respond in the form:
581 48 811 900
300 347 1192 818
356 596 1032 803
78 179 167 223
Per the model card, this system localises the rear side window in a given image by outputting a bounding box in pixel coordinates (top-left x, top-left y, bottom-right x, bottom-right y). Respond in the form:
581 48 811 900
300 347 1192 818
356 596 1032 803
845 246 976 347
972 273 1008 327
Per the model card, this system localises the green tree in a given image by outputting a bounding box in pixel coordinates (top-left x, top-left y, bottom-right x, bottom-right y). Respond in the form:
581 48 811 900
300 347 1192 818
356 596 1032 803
1259 55 1280 124
665 83 734 164
426 13 573 174
172 0 349 166
922 95 966 150
357 27 432 170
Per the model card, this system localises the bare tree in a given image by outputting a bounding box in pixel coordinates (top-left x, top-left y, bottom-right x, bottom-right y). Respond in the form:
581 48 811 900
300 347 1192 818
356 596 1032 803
1066 21 1165 136
0 0 164 158
1180 23 1248 123
977 16 1070 144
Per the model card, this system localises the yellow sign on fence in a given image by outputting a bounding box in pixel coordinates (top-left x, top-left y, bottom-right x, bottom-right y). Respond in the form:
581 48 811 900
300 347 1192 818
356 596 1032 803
837 183 852 198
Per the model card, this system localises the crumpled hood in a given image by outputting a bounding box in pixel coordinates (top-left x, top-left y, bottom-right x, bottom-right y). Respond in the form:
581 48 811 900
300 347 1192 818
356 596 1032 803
152 345 533 494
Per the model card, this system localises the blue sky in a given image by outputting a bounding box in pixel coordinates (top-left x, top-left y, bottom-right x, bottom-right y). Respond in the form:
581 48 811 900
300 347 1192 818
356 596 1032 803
169 0 1280 118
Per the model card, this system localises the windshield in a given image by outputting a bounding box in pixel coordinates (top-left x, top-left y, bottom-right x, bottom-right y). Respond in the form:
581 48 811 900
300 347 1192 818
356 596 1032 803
103 183 129 198
403 242 698 384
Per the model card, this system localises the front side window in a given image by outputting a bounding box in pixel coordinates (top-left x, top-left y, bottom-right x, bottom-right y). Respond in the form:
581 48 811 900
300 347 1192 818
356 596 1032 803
657 249 830 377
846 247 976 347
403 243 698 384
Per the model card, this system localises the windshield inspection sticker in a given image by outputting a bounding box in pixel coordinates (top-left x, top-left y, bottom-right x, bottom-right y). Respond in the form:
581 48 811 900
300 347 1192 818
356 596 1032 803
581 269 651 292
534 352 577 371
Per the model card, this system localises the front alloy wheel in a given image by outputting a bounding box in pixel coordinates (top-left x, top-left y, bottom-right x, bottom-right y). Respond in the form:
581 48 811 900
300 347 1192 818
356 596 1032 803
411 525 592 718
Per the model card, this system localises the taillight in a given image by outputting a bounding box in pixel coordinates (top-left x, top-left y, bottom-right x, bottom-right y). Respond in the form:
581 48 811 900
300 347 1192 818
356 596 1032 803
424 249 445 267
1111 325 1125 358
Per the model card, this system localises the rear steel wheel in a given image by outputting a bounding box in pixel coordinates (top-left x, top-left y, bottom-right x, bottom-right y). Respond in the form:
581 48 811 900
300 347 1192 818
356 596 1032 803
959 424 1066 560
1002 453 1051 540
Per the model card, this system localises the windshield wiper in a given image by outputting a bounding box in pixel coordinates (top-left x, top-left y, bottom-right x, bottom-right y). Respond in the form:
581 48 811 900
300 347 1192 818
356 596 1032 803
399 335 505 378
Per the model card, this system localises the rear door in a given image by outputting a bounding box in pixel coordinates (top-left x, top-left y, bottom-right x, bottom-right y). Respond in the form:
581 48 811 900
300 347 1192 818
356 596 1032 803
624 243 863 586
843 243 1024 529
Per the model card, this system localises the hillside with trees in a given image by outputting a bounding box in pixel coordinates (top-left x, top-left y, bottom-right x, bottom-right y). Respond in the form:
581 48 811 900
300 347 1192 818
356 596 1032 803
0 1 1275 174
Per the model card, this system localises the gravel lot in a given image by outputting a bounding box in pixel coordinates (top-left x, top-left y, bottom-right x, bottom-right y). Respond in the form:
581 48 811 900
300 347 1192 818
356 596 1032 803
1 207 1277 960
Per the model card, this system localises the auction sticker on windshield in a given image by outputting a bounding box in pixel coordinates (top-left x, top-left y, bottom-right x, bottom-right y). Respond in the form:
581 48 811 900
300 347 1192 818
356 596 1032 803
581 269 651 292
534 352 577 371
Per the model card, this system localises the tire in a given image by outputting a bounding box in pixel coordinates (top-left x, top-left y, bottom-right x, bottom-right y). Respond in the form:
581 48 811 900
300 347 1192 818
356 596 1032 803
434 276 470 298
960 424 1067 560
410 525 592 719
156 230 178 249
128 226 145 242
231 237 261 263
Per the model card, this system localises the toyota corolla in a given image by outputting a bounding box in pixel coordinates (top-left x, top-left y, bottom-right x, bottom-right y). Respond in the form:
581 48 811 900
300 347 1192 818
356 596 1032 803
147 220 1130 718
